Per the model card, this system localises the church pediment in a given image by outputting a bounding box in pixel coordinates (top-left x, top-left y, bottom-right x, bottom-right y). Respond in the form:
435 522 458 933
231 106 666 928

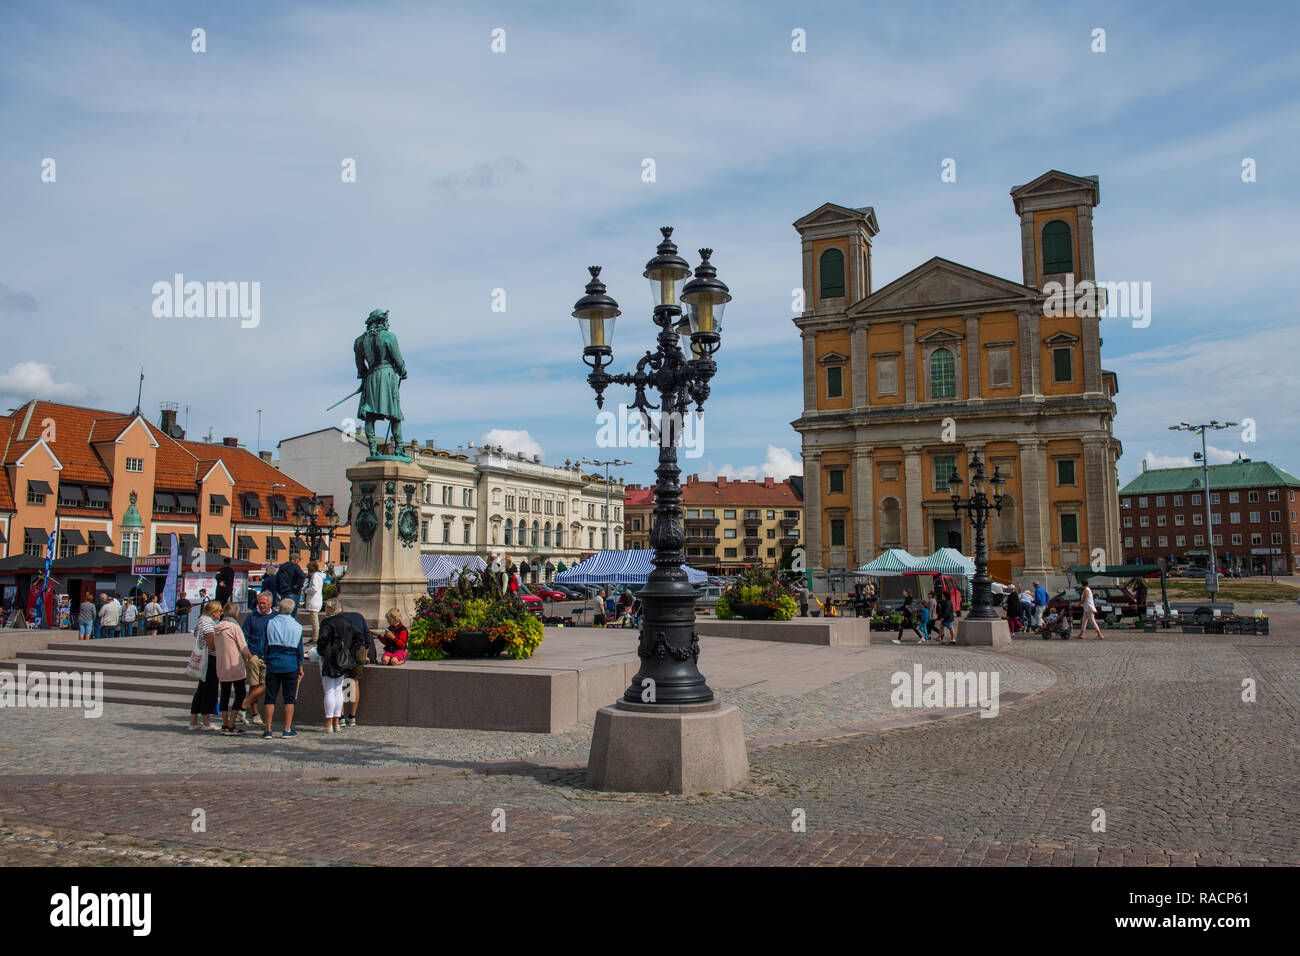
1010 170 1100 212
851 258 1037 316
793 203 880 236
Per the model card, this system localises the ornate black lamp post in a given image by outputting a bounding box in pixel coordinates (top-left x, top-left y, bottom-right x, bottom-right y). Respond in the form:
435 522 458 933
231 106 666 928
574 227 730 706
292 495 340 563
948 453 1004 621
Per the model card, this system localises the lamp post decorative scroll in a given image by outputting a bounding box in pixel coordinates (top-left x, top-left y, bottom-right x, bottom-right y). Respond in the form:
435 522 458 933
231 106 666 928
948 453 1004 621
574 227 730 706
291 494 340 563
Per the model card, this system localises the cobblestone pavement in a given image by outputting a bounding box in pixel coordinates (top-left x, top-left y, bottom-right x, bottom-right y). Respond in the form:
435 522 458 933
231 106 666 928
0 624 1296 865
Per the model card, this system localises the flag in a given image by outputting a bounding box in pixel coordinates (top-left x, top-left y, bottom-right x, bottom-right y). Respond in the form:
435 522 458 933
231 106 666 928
160 533 179 614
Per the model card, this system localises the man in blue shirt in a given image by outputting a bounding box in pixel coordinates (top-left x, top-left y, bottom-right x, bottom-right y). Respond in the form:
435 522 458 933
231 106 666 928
260 598 303 738
1032 580 1050 628
240 591 277 725
274 553 306 618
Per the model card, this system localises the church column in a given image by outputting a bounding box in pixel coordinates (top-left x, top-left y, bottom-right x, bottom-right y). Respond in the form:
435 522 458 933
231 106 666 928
851 324 869 409
803 449 823 571
801 330 818 414
1076 204 1096 281
1019 438 1051 575
1017 308 1040 399
903 319 917 406
1081 315 1103 396
964 312 981 403
1020 215 1038 288
852 448 874 564
903 445 924 554
1083 436 1110 564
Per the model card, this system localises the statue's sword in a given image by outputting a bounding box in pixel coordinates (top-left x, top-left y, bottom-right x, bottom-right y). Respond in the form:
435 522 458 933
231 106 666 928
325 386 362 412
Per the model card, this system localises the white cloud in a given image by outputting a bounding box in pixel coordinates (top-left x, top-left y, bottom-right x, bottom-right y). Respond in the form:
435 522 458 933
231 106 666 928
0 362 86 402
476 428 543 461
1141 444 1239 470
700 446 802 482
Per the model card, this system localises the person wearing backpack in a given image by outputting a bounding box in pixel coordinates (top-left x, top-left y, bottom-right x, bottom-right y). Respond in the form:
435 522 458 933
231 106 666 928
316 598 358 734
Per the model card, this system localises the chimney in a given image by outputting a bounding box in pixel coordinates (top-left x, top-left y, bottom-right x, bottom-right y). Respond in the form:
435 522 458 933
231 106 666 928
223 437 239 448
259 451 273 462
159 402 183 439
1141 458 1147 472
718 475 727 488
764 476 774 488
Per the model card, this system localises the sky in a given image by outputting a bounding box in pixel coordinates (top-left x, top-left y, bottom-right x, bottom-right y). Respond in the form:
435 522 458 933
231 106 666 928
2 0 1296 490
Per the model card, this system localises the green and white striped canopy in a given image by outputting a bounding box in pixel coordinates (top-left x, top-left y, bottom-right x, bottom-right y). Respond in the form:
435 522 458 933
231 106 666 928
858 548 920 575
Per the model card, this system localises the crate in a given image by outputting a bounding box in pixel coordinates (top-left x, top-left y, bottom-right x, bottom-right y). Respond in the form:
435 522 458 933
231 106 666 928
1181 625 1205 633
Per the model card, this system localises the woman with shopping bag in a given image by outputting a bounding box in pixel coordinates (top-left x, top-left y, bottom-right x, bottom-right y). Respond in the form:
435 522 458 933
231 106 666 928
186 601 222 731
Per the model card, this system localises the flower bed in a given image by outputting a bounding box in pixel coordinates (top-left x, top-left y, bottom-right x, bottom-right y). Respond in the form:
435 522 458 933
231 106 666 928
714 568 798 622
409 570 544 661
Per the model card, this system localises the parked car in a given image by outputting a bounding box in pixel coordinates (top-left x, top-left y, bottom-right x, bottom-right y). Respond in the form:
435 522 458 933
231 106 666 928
512 582 545 618
1046 584 1140 620
533 585 568 602
694 584 725 607
548 584 585 600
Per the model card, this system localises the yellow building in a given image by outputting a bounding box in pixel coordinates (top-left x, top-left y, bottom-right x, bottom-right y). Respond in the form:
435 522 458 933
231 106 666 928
792 170 1122 586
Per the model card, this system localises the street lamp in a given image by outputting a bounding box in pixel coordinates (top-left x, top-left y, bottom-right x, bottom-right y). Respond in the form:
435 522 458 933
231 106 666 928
573 227 729 706
948 453 1005 622
1168 420 1237 593
582 457 630 552
291 494 340 562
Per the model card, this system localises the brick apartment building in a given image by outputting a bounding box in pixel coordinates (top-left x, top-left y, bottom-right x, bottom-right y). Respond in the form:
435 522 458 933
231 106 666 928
624 475 803 572
1118 458 1300 575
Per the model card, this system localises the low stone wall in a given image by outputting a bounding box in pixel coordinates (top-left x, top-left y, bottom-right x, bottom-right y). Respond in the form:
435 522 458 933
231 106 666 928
0 628 66 661
293 655 638 733
696 617 890 646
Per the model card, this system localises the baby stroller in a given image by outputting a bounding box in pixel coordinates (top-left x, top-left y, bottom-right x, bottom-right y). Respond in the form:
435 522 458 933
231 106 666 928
1035 609 1071 640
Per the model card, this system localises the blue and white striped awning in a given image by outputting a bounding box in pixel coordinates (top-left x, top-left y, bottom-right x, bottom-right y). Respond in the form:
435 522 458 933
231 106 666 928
911 548 975 575
421 553 488 586
555 550 707 585
858 548 920 575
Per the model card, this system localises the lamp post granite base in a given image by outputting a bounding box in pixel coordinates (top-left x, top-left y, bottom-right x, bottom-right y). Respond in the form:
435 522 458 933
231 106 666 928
586 699 749 794
341 458 428 629
956 617 1011 648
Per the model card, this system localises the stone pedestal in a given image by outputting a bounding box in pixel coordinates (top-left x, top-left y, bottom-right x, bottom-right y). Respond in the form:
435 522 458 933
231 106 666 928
340 458 428 629
957 617 1011 648
586 699 749 794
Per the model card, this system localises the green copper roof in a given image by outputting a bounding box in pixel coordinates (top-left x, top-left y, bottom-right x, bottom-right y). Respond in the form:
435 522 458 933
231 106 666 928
1120 460 1300 496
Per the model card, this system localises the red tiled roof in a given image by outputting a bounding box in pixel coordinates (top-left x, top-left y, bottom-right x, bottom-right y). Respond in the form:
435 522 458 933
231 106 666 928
680 476 802 507
624 487 655 507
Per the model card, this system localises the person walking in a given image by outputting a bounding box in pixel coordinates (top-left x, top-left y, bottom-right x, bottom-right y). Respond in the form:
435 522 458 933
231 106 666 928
937 590 957 644
315 599 359 733
261 598 304 738
303 560 325 642
1080 583 1104 640
1032 580 1048 628
274 553 306 618
98 593 123 640
240 591 276 725
340 609 374 726
121 596 138 637
215 557 235 606
923 591 938 642
797 584 810 617
173 594 192 634
143 593 163 634
188 601 221 731
1005 583 1022 634
1132 577 1148 618
214 603 253 735
892 588 926 644
77 592 95 641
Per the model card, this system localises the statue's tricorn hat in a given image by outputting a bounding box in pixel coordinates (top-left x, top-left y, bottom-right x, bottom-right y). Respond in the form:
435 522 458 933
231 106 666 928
365 309 389 326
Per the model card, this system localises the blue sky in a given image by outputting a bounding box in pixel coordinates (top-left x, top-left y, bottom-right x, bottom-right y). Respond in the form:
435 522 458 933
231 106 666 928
2 0 1296 488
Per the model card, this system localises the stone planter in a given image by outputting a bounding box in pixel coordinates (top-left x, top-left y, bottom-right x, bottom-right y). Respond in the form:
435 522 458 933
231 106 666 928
731 602 776 620
446 628 505 658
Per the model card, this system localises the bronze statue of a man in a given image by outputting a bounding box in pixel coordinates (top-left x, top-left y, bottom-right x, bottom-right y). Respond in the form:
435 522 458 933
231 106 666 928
353 309 408 458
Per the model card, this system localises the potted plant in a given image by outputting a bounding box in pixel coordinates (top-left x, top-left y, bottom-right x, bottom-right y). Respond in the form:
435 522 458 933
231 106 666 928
714 567 798 621
408 569 545 660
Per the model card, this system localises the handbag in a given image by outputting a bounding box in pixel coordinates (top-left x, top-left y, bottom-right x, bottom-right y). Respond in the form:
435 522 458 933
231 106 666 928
185 633 208 681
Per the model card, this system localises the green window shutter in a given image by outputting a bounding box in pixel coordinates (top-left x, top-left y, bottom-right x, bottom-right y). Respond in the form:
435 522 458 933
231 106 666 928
1041 220 1073 275
1060 513 1079 544
826 365 843 398
830 520 846 546
929 348 956 399
828 469 845 494
1053 347 1073 382
819 248 846 298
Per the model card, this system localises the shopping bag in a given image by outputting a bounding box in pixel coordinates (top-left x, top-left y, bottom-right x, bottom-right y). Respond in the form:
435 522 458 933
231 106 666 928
184 635 208 681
